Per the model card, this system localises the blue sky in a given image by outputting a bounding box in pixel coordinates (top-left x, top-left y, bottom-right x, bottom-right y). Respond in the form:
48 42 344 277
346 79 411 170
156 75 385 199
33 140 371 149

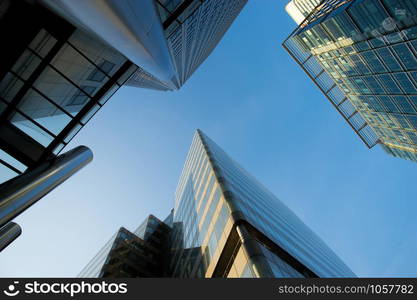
1 0 417 277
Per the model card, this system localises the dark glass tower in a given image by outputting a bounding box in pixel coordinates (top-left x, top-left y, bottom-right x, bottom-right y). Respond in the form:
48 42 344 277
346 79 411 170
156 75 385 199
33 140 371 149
284 0 417 162
79 215 172 278
80 130 355 278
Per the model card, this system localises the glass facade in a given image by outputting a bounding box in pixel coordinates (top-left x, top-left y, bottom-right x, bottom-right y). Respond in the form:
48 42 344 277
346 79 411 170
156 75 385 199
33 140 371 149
0 0 137 183
284 0 417 162
79 215 172 278
80 130 355 278
156 0 248 86
170 130 354 278
286 0 322 24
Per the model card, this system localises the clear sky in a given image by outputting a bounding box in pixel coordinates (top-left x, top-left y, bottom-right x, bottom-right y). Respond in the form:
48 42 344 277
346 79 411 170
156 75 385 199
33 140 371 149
1 0 417 277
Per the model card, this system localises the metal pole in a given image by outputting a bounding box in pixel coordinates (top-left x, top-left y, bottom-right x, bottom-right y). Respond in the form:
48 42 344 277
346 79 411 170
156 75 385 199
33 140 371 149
0 222 21 252
0 146 93 228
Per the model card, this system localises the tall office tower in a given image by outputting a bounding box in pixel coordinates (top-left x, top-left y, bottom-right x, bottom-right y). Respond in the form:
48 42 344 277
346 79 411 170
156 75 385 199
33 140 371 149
143 0 248 88
285 0 322 24
81 130 355 278
79 214 172 278
283 0 417 162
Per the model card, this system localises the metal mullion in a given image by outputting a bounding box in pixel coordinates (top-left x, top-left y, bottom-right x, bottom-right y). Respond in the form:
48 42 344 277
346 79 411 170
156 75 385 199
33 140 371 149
349 75 375 96
336 69 393 78
408 40 417 58
357 91 417 96
343 71 417 97
406 95 417 113
389 43 417 72
372 95 391 113
65 41 113 78
372 47 395 74
409 69 417 87
0 98 59 147
8 70 75 119
347 110 358 120
39 61 133 161
357 122 368 132
9 105 58 139
388 71 416 95
313 68 325 79
0 30 73 123
0 158 23 175
336 97 349 107
283 42 375 148
26 47 95 100
323 59 346 81
325 83 336 94
403 72 417 92
340 55 361 76
163 0 193 29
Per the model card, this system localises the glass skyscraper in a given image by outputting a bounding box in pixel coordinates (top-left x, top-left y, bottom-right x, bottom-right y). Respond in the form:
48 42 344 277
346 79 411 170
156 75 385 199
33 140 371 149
0 0 248 185
284 0 417 162
79 214 172 278
127 0 248 89
81 130 355 278
0 0 247 247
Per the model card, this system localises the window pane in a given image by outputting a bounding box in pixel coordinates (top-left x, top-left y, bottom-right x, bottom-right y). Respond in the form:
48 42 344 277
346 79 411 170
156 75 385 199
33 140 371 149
33 66 89 116
361 51 386 73
392 96 417 114
17 89 72 135
68 30 127 77
11 50 42 80
52 143 66 155
10 111 54 146
393 73 417 93
392 44 417 70
375 48 403 72
51 44 105 94
80 104 100 124
28 29 57 58
378 74 402 94
0 149 26 172
0 72 24 102
0 162 18 184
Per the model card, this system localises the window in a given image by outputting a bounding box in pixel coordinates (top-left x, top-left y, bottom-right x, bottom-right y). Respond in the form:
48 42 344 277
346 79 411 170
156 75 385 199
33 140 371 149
68 86 95 106
377 74 402 94
392 96 416 114
375 48 402 72
361 51 386 73
87 60 115 82
392 44 417 70
393 73 417 93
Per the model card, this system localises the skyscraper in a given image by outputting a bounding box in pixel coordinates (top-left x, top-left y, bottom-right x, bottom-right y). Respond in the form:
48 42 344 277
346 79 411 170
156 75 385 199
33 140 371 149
283 0 417 162
0 0 248 249
79 215 172 278
0 0 248 183
80 130 355 278
126 0 248 89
